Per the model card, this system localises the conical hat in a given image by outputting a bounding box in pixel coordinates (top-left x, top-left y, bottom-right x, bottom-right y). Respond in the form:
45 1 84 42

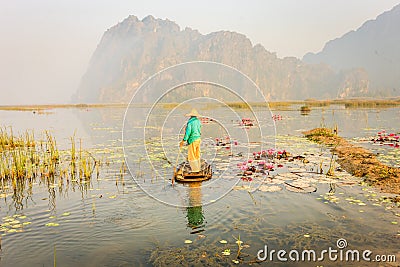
185 108 201 117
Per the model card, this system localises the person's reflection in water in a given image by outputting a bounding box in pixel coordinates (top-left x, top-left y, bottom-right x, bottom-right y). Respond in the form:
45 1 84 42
186 182 206 234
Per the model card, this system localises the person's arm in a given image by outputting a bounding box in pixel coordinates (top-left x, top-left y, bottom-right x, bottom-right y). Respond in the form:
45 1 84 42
183 122 192 142
180 122 191 147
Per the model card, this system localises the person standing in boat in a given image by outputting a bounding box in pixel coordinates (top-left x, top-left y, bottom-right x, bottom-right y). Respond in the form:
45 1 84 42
180 109 202 172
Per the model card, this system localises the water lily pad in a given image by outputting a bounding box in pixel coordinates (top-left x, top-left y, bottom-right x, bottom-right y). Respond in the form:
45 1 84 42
259 185 282 192
222 249 231 256
45 223 60 227
219 240 228 244
233 185 250 191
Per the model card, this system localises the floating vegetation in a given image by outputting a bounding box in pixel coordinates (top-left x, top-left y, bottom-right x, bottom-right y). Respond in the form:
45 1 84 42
0 214 31 234
239 118 254 127
258 185 282 192
305 127 400 200
234 148 331 193
45 222 60 227
300 105 311 116
271 114 283 121
214 136 238 147
370 130 400 148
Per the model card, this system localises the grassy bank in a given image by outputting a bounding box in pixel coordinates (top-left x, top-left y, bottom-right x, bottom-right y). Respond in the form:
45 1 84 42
304 128 400 201
2 98 399 112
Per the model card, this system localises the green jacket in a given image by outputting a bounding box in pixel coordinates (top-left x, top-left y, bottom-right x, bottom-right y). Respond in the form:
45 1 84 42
183 117 201 144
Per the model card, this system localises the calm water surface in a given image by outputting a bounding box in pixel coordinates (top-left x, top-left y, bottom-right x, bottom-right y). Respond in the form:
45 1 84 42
0 105 399 266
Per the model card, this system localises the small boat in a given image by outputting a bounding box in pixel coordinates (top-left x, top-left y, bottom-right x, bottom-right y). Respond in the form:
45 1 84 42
174 159 212 182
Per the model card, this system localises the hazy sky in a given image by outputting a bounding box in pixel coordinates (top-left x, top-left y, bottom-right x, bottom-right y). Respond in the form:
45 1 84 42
1 0 399 105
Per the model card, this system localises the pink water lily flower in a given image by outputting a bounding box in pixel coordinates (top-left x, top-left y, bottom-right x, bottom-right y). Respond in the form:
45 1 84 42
266 164 274 170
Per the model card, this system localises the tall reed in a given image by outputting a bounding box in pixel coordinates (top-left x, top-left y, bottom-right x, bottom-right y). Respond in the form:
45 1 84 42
0 127 97 184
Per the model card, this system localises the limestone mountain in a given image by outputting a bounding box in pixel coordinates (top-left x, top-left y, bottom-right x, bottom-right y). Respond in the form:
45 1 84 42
303 4 400 97
75 15 372 103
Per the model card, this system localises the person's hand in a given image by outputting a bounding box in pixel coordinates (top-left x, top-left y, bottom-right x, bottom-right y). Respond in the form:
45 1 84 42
179 140 185 148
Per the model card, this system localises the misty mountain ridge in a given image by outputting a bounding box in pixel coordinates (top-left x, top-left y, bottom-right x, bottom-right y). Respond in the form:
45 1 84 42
303 4 400 97
75 10 399 103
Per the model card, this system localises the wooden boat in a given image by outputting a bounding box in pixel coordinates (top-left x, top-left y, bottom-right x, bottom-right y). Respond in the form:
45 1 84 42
174 159 212 182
